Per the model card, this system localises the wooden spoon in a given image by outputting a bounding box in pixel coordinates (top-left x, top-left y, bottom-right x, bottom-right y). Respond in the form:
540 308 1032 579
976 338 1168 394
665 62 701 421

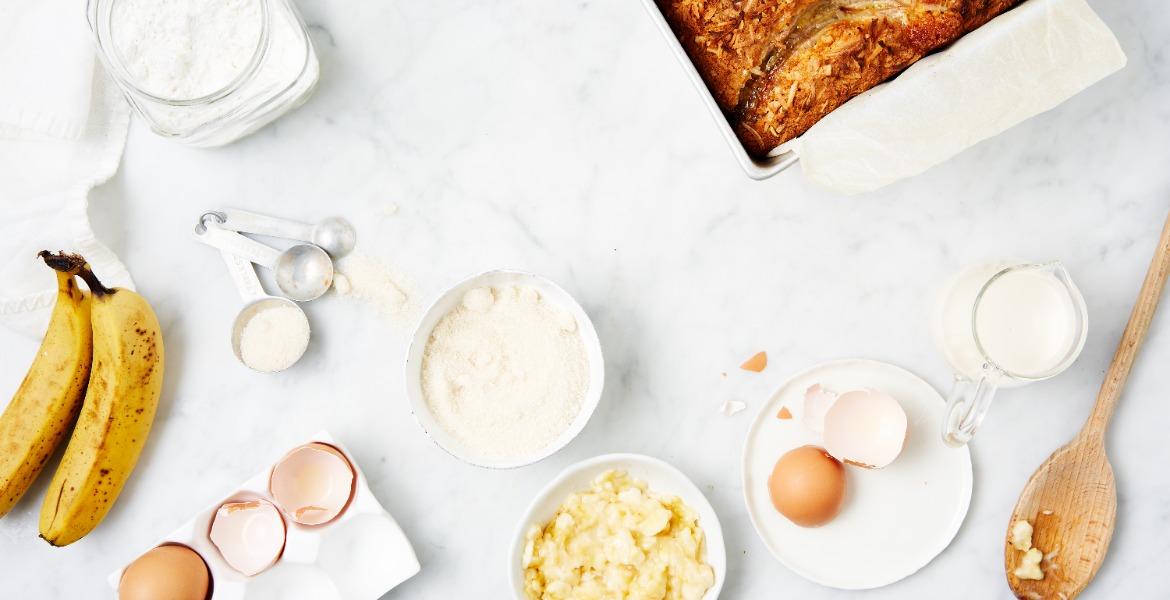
1005 209 1170 599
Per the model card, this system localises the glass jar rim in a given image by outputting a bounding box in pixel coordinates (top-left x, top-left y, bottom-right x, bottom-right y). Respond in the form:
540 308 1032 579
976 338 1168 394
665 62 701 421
90 0 272 106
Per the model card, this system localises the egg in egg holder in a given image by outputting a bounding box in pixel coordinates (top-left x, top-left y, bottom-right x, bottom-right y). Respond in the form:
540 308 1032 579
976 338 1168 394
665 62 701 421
108 431 420 599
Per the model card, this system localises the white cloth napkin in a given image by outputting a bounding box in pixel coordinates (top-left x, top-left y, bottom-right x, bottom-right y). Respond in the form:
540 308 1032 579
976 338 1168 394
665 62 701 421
780 0 1127 194
0 0 134 338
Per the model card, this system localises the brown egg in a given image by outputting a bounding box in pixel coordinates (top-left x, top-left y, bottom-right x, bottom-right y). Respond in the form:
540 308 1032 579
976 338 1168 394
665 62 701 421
767 445 846 527
118 544 210 600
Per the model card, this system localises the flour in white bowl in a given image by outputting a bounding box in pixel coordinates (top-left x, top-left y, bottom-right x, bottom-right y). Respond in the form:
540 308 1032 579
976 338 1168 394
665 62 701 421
111 0 265 100
421 285 588 461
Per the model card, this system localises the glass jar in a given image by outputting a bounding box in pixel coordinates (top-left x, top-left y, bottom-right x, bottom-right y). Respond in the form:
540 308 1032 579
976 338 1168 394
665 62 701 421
87 0 319 147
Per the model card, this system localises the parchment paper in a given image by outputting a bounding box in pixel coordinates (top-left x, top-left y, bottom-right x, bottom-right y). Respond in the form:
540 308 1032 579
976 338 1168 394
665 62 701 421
779 0 1127 194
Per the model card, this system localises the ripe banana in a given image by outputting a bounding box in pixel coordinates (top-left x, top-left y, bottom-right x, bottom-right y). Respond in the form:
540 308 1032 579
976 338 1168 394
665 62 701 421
0 255 92 518
38 252 165 546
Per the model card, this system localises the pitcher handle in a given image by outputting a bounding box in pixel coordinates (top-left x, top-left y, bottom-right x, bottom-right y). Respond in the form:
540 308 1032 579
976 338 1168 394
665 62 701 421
943 365 1001 447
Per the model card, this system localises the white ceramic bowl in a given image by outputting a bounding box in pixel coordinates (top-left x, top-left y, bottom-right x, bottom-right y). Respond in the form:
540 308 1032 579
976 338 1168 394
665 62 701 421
404 270 605 469
508 453 726 600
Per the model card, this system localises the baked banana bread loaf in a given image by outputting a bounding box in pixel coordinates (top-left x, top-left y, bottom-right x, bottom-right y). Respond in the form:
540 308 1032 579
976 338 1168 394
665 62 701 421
658 0 1022 157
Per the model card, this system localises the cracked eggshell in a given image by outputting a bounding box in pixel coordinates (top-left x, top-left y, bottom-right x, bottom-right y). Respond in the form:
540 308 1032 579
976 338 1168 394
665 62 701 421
208 499 286 577
802 384 838 434
822 389 907 469
269 443 356 526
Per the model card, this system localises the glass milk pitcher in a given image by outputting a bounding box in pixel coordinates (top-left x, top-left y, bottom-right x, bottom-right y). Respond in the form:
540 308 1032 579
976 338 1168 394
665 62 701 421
933 261 1088 446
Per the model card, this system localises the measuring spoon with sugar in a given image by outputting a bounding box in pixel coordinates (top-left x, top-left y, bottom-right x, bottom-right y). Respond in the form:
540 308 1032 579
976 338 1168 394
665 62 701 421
195 212 334 301
220 249 311 373
195 214 312 373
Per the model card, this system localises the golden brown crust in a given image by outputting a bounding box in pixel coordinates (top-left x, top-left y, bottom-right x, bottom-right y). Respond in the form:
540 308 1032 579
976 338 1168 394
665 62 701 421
658 0 1024 158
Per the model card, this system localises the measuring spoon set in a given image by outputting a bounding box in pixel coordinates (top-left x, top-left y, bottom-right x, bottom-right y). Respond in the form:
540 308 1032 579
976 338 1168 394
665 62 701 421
193 210 357 372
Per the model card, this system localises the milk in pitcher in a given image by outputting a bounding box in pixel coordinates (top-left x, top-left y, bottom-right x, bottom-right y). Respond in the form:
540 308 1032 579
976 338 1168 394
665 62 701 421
934 262 1086 385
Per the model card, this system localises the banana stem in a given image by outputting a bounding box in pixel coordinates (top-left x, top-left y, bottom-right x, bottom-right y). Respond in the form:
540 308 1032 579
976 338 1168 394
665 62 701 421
38 251 114 297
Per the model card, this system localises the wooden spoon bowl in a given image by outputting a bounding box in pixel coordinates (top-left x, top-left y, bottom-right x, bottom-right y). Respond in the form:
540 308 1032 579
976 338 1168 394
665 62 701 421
1005 435 1115 599
1005 208 1170 599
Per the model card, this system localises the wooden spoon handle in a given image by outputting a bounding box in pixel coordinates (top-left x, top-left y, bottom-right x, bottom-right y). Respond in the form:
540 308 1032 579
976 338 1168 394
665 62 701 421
1085 208 1170 438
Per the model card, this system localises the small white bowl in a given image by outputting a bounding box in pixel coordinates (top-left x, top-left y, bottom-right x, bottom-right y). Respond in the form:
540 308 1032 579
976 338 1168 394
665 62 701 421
404 270 604 469
508 453 726 600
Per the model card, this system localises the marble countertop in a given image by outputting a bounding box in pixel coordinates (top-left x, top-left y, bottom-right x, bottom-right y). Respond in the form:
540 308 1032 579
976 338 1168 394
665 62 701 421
2 0 1168 598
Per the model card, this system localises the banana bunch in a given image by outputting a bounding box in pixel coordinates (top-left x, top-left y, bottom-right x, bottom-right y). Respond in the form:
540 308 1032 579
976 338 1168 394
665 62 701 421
0 252 164 546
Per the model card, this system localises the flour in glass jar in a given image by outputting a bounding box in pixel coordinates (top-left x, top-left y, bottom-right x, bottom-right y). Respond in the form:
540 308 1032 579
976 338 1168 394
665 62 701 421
105 0 318 142
421 285 588 461
111 0 266 99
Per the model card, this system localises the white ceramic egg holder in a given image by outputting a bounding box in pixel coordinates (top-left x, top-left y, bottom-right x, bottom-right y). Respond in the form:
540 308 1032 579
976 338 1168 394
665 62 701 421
107 431 420 599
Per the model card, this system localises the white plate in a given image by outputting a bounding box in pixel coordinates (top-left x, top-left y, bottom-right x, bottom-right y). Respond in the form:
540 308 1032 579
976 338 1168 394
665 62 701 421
404 270 605 469
742 359 972 589
508 454 725 600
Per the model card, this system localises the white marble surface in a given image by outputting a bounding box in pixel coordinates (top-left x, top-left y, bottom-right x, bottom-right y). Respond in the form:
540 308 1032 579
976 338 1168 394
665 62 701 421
2 0 1169 598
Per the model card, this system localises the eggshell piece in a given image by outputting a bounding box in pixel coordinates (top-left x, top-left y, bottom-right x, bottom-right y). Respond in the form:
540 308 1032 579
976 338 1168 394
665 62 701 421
740 351 767 372
767 445 846 527
209 499 286 576
802 384 838 434
118 544 210 600
269 443 356 525
822 389 908 469
720 400 746 416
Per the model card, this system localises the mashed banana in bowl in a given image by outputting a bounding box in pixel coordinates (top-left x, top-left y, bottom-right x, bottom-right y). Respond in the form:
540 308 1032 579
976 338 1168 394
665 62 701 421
522 470 715 600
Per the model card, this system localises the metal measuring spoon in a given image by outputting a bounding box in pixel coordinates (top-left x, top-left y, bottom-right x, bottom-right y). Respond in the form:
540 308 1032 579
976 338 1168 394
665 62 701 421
219 249 311 373
195 213 334 302
220 208 357 258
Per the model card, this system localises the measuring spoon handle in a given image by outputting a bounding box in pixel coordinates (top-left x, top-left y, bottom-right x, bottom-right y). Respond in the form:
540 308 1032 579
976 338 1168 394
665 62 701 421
195 224 282 269
220 249 267 302
221 209 315 243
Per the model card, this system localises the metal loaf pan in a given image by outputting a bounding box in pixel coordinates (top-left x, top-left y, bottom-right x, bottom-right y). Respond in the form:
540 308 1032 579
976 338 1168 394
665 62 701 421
640 0 799 180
